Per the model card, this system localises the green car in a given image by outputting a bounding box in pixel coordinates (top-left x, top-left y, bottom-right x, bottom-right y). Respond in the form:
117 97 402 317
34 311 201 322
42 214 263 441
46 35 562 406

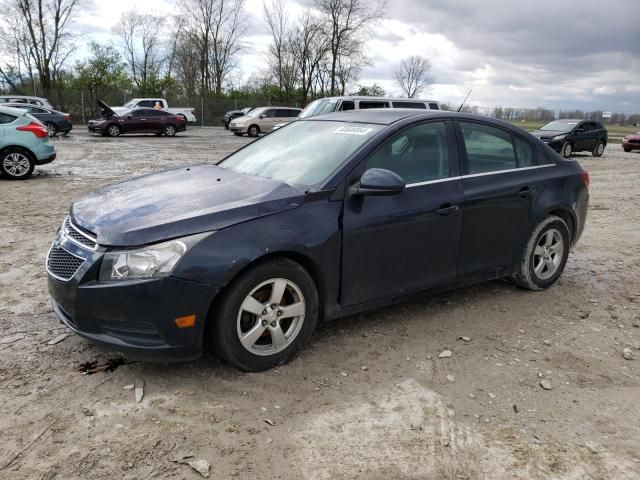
0 106 56 179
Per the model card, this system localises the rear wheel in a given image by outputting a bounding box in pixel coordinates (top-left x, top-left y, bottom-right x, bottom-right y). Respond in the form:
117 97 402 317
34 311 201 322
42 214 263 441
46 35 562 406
46 122 58 137
514 215 571 291
1 148 35 179
106 124 121 137
592 141 605 157
164 124 177 136
561 141 572 158
248 125 260 137
209 258 319 372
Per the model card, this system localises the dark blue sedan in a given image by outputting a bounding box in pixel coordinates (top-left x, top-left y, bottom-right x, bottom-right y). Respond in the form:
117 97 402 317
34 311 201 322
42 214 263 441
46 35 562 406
46 110 589 371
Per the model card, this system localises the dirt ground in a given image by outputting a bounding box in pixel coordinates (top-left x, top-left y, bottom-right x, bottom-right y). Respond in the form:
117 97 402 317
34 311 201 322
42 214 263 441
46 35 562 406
1 128 639 480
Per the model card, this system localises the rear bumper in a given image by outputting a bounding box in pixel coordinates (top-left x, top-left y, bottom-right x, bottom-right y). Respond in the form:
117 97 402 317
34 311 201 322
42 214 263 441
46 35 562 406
31 140 56 162
36 153 56 165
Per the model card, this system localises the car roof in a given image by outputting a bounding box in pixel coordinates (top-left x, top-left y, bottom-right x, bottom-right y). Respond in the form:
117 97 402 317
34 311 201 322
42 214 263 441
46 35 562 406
316 96 440 103
3 103 50 109
303 108 533 131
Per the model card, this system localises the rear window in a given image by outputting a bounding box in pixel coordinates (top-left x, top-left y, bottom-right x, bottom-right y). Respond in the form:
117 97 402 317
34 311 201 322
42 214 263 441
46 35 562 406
392 102 427 109
0 112 17 124
429 103 440 110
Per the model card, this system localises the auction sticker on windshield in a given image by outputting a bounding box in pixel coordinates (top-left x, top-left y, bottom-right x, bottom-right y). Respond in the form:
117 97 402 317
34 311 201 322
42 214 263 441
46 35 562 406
334 126 374 136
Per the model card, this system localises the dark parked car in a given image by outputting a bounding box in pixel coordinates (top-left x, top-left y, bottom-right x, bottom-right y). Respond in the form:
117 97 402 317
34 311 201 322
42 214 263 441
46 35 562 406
622 131 640 152
87 100 186 137
47 110 589 371
530 119 607 158
222 107 252 129
4 102 72 137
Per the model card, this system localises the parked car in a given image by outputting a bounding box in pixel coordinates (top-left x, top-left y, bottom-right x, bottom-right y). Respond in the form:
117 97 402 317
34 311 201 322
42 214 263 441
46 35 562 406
3 103 72 137
530 119 607 158
0 95 54 109
622 131 640 152
87 100 186 137
222 107 253 129
229 107 302 137
47 109 589 371
299 96 442 120
111 98 197 123
0 106 56 179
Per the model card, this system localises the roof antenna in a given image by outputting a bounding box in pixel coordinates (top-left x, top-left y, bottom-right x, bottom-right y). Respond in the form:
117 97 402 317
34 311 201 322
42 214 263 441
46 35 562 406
457 89 472 112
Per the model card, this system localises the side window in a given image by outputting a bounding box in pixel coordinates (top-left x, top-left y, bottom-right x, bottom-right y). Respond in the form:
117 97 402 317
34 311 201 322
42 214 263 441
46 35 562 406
359 101 389 109
392 102 427 109
130 109 145 117
0 112 16 124
460 122 516 174
138 100 154 108
263 109 276 118
148 109 165 116
340 101 355 111
574 122 587 134
514 137 535 167
366 122 450 184
428 103 440 110
288 109 300 118
275 109 288 117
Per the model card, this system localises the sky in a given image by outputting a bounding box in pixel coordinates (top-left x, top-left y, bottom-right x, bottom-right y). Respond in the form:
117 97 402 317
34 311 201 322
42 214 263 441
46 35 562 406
71 0 640 113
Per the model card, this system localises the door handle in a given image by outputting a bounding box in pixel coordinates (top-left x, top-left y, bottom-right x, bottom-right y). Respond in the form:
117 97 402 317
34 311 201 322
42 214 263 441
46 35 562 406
436 204 460 216
518 187 535 197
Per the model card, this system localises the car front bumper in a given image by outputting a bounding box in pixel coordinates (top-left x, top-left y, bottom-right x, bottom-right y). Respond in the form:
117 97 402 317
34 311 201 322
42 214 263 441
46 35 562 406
622 141 640 151
47 233 218 362
229 124 248 133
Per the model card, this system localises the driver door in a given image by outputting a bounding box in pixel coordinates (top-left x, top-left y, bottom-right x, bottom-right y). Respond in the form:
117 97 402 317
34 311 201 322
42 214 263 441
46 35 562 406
341 121 463 306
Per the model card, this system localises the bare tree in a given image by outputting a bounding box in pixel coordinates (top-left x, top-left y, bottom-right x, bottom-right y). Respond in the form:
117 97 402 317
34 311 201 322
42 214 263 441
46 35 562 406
2 0 80 95
314 0 385 95
394 55 434 98
264 0 296 95
290 11 329 104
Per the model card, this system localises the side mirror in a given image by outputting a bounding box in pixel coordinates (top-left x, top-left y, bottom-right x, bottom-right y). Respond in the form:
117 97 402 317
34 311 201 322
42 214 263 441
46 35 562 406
126 114 133 119
350 168 405 196
260 114 267 119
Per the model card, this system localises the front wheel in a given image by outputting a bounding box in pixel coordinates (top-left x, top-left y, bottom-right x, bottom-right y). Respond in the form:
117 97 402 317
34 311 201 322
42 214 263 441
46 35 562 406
624 148 631 152
561 141 572 158
106 124 121 137
592 141 605 157
1 149 35 179
248 125 260 137
164 124 177 136
210 258 319 372
514 215 571 291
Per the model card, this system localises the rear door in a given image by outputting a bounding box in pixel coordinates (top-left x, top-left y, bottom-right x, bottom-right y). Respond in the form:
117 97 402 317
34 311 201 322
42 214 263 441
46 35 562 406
341 120 463 305
455 120 541 279
261 108 278 130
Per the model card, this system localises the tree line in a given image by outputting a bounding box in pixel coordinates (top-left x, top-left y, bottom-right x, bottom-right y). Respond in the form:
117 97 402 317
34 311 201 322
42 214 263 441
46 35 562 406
0 0 436 106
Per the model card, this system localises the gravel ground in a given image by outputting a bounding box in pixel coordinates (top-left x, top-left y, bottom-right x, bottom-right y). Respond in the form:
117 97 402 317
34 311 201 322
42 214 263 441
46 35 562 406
1 128 639 479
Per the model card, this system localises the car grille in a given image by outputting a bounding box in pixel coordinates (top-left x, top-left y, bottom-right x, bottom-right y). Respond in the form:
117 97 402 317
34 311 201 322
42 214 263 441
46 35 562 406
63 217 97 250
629 139 640 144
47 245 85 281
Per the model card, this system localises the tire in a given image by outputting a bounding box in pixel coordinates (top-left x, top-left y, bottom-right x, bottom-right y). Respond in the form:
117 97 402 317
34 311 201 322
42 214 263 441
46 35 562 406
106 124 121 137
164 124 177 136
1 148 35 179
46 122 58 137
224 121 230 130
210 258 319 372
248 124 260 137
233 132 243 136
624 148 631 153
561 141 572 158
514 215 571 291
592 140 605 157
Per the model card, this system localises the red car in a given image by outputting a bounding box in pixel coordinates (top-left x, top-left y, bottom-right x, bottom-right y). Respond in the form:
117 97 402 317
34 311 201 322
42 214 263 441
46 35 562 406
622 131 640 152
87 100 186 137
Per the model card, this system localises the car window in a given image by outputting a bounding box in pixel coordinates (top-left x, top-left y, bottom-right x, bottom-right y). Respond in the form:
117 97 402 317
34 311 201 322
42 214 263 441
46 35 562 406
359 101 389 109
147 109 166 116
574 123 587 134
428 103 440 110
366 122 450 184
129 109 146 117
0 112 17 124
30 107 48 114
514 137 535 168
460 122 516 174
392 102 427 109
137 100 154 108
340 101 355 111
263 109 276 118
288 109 300 118
275 109 289 117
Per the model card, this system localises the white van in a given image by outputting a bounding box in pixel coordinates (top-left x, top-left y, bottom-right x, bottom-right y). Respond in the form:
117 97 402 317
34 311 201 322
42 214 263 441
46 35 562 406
299 96 441 119
0 95 53 109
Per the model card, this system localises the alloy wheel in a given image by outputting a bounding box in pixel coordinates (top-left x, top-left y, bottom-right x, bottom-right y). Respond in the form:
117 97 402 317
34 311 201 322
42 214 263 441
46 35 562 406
532 228 564 280
165 125 176 136
2 152 31 177
108 125 120 137
563 142 572 158
47 123 57 137
596 143 604 156
236 278 306 356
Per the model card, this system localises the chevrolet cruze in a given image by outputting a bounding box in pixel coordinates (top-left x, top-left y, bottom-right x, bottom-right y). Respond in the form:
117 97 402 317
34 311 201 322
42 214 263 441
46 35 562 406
47 110 589 371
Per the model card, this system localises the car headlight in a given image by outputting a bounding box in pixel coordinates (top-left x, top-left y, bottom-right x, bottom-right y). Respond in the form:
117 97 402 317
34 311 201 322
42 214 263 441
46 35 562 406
99 232 211 281
551 134 567 141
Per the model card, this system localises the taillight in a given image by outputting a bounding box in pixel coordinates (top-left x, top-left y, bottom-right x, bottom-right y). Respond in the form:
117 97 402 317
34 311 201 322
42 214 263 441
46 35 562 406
16 122 48 138
64 114 71 121
580 171 589 188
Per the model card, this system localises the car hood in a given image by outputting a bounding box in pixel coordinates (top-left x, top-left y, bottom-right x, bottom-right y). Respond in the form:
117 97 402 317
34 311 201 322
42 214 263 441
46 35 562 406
70 164 305 246
97 99 119 118
625 133 640 140
530 129 569 139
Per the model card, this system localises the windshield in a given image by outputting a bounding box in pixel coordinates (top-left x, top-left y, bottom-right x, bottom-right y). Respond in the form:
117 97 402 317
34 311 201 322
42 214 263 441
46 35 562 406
299 98 340 119
123 100 137 108
219 120 383 188
246 108 264 118
540 120 577 132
